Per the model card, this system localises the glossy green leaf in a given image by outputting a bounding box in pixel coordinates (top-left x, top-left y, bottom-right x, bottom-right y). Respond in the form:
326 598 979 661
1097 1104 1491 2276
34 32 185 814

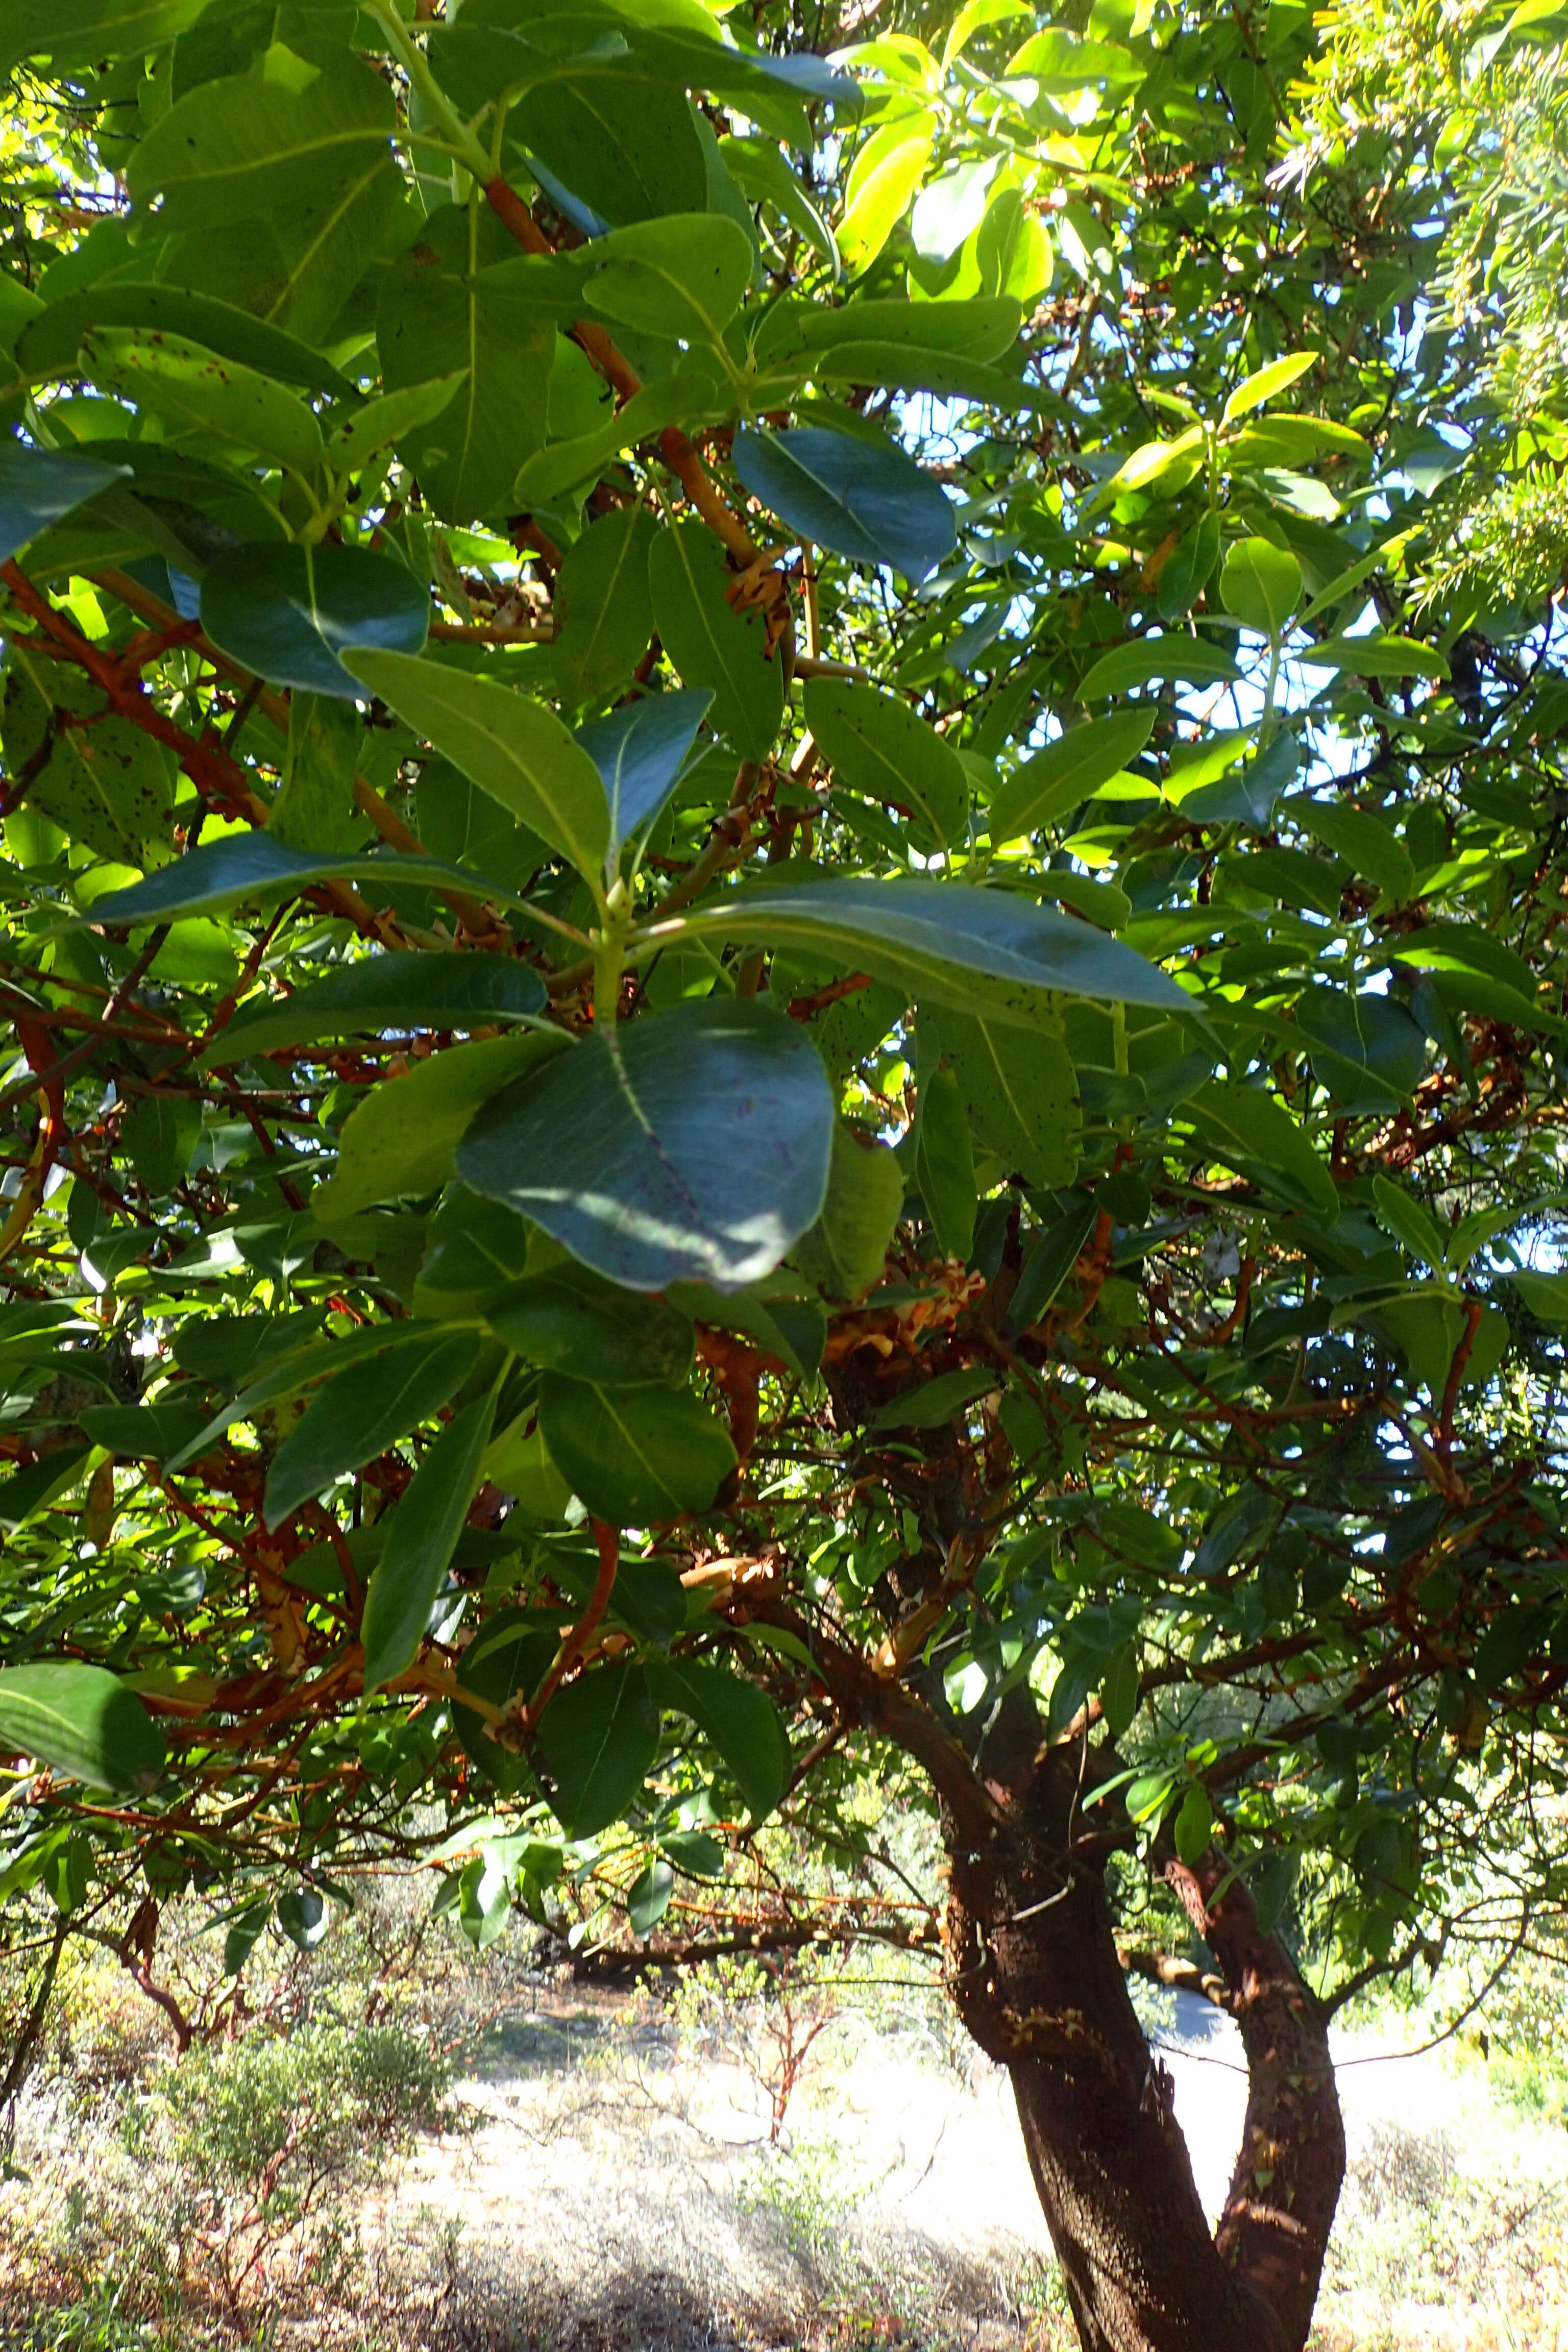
916 1064 977 1260
552 507 657 711
1077 637 1241 699
648 1659 789 1818
0 1447 94 1536
0 1664 164 1793
81 328 323 473
791 1121 905 1301
458 999 835 1293
1218 536 1302 636
263 1335 473 1528
0 437 129 565
267 691 359 855
361 1390 498 1692
870 1364 997 1429
208 953 549 1065
538 1375 737 1524
935 1008 1081 1188
342 650 609 880
3 652 174 865
680 876 1195 1023
1297 634 1448 680
578 689 712 866
125 45 397 233
90 837 519 927
1288 798 1415 904
732 426 957 583
988 709 1154 842
2 0 206 69
517 76 707 227
514 377 706 508
804 678 967 848
487 1266 693 1385
18 282 352 396
1187 1081 1337 1216
325 375 467 468
647 521 786 764
201 542 430 699
318 1033 564 1218
576 214 754 345
1220 351 1318 422
537 1661 659 1837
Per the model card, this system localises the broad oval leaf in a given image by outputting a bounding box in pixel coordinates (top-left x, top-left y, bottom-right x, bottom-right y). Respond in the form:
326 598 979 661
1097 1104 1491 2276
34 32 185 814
733 425 957 583
1218 536 1302 638
18 281 351 395
342 649 609 880
537 1660 659 1836
0 1662 164 1793
201 542 430 699
648 1658 790 1819
790 1120 904 1301
205 952 549 1066
1078 636 1241 699
318 1033 564 1219
803 677 967 848
679 875 1195 1023
487 1265 694 1385
458 998 835 1294
538 1374 737 1525
552 506 657 711
81 327 324 474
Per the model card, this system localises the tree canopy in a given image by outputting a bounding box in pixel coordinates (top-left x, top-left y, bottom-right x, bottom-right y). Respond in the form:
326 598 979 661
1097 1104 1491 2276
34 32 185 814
2 2 1567 2345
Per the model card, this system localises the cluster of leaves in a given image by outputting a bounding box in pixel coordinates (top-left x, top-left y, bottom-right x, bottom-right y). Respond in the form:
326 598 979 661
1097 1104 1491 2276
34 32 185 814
0 0 1565 2023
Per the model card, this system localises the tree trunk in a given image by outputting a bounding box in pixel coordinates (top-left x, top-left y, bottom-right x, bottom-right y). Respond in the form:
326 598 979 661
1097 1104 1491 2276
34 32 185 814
939 1747 1344 2352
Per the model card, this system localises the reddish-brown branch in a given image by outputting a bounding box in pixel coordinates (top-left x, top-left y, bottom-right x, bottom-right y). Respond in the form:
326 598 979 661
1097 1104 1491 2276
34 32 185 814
522 1518 621 1735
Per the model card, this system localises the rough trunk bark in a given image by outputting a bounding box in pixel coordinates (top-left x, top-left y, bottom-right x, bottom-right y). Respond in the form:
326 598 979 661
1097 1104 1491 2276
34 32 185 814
939 1747 1343 2352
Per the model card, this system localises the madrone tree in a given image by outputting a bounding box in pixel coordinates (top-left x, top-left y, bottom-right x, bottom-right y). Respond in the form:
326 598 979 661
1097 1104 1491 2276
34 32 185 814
3 4 1568 2348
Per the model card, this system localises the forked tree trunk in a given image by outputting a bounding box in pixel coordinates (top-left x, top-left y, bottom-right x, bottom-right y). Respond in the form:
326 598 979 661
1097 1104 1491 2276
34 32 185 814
939 1747 1344 2352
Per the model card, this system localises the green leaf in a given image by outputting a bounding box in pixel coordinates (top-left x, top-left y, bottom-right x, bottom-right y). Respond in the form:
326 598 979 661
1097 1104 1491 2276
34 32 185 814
264 1335 474 1529
80 327 323 473
870 1364 996 1430
665 1281 826 1381
648 1659 789 1818
377 205 554 523
201 542 430 699
89 836 523 927
416 1185 533 1309
1173 1783 1214 1863
1156 512 1221 622
1288 798 1415 904
1371 1176 1448 1269
935 1007 1081 1188
486 1265 694 1385
803 678 967 849
1298 634 1448 680
988 709 1154 842
514 377 705 508
916 1064 976 1261
341 650 610 880
119 1092 202 1192
647 521 786 764
18 284 351 395
125 45 397 233
1077 638 1240 699
78 1402 211 1463
1187 1080 1337 1215
1220 351 1318 423
576 214 754 345
552 507 657 711
627 1858 675 1934
578 689 712 867
732 426 957 583
517 74 707 228
361 1389 498 1691
2 0 207 70
1218 535 1302 636
1006 1192 1098 1333
209 952 548 1065
680 876 1195 1024
791 1121 904 1301
1294 987 1427 1104
1512 1269 1568 1322
0 1446 93 1535
222 1899 272 1976
458 999 835 1294
268 691 360 853
0 437 129 566
538 1661 659 1837
540 1375 736 1524
0 1664 164 1794
325 374 467 469
318 1033 563 1218
3 653 174 866
276 1887 329 1952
